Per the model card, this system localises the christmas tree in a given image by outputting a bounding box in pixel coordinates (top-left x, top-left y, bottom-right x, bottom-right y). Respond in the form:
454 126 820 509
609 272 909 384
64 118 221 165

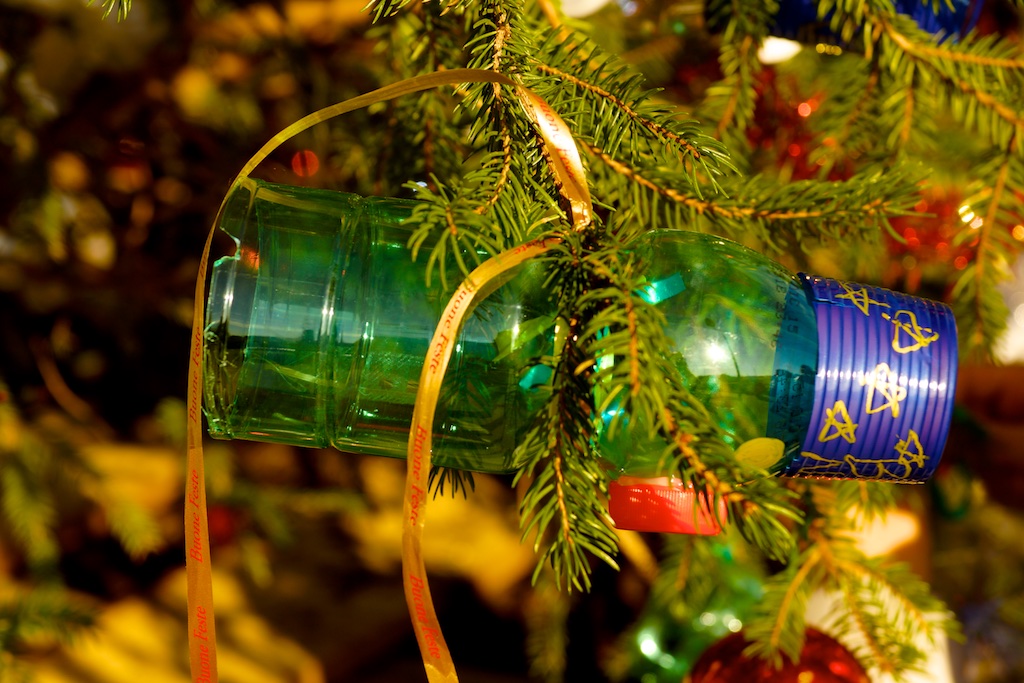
0 0 1023 681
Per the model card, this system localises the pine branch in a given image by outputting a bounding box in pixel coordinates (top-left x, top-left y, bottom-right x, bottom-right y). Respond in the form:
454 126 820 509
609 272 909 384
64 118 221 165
838 583 894 674
524 32 734 193
0 376 168 576
583 142 919 251
510 222 798 590
514 232 621 591
571 224 802 562
0 452 60 574
659 407 801 562
367 0 418 23
743 541 824 664
463 0 556 213
386 1 583 288
515 358 620 591
104 499 164 561
469 1 515 209
714 35 756 140
0 590 95 649
534 63 708 171
648 535 762 612
0 588 94 680
428 467 476 498
952 139 1022 361
807 61 882 173
87 0 131 21
701 0 778 152
744 483 958 679
856 8 1024 149
761 2 1024 359
524 570 571 682
825 555 960 679
833 480 897 523
883 21 1024 69
405 170 550 288
369 7 474 192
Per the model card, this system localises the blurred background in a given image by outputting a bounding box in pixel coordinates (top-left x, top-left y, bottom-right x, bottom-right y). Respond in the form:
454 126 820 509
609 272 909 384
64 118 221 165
1 0 1024 681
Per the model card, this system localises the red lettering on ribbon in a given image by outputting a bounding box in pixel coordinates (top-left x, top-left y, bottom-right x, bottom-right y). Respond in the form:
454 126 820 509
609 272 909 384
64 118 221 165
427 333 450 374
410 425 428 473
427 280 480 373
193 605 209 641
422 626 443 659
196 643 212 683
188 327 203 423
408 574 442 659
188 469 204 563
188 468 201 508
408 484 425 526
189 510 204 563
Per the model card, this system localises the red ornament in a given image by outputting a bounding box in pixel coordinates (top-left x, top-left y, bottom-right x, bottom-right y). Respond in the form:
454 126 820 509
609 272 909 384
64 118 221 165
291 149 321 177
206 504 239 546
686 628 870 683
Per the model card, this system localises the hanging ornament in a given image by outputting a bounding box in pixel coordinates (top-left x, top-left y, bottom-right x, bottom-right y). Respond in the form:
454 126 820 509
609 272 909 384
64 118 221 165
686 628 870 683
893 0 983 38
205 182 958 497
771 0 983 43
622 541 764 682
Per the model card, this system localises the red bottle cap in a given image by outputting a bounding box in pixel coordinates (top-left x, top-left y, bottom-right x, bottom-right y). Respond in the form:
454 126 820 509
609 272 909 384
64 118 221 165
608 476 726 534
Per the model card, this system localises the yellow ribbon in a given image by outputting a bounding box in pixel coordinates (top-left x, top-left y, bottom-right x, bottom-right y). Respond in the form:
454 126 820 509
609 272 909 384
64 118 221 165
402 237 558 682
185 68 592 683
186 225 218 683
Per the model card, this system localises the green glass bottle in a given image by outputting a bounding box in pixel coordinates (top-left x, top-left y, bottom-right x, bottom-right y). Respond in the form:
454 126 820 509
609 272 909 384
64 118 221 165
596 229 821 474
204 179 958 533
204 178 551 474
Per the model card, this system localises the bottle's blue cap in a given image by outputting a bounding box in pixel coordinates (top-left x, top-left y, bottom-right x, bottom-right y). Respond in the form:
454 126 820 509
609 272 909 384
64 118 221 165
781 276 958 482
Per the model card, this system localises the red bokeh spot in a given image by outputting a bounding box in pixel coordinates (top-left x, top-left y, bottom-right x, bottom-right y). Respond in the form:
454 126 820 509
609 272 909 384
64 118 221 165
291 149 320 177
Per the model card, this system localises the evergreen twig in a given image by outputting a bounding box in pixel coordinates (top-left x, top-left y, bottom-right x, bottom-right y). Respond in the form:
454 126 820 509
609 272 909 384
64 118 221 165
88 0 131 21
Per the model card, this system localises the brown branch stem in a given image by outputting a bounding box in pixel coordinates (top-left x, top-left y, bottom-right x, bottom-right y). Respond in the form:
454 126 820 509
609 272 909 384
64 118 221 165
585 142 890 222
715 35 754 139
770 546 821 650
886 24 1024 69
477 8 514 213
970 136 1015 357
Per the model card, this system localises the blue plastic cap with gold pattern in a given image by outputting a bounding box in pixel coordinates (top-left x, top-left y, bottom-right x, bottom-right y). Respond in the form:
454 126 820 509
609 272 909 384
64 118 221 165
781 275 959 482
